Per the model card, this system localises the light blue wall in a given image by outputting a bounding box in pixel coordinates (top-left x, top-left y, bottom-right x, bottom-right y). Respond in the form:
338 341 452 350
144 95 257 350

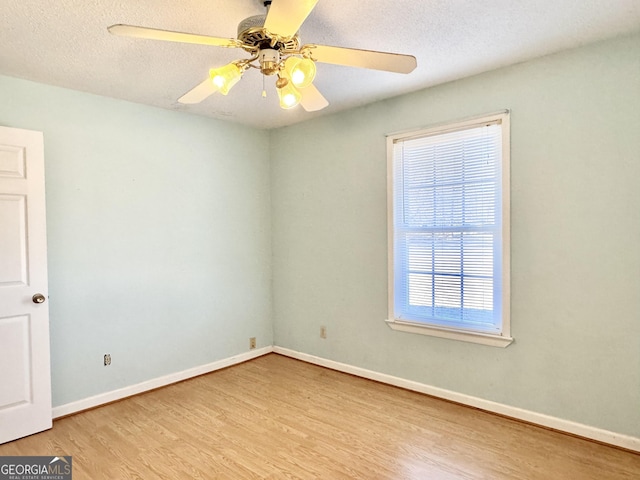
270 32 640 437
2 31 638 438
0 75 273 406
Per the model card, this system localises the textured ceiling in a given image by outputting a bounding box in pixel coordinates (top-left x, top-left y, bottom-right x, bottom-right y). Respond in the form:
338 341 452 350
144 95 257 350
2 0 639 129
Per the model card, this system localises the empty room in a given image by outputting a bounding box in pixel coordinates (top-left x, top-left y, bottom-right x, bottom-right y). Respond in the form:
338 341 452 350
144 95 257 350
1 0 639 478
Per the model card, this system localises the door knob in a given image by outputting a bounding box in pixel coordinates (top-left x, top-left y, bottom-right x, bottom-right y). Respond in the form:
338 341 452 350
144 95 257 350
32 293 46 304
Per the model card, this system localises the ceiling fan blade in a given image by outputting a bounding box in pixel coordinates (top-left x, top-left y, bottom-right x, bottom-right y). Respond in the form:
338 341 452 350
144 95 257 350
264 0 319 38
108 24 240 48
307 44 417 74
299 83 329 112
178 79 218 104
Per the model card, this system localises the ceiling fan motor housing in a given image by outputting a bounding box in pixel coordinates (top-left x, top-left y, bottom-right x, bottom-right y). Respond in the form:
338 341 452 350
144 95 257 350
237 14 300 53
237 14 267 38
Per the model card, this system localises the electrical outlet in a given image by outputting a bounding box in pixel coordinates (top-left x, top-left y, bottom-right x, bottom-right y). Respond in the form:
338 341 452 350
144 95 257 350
320 326 327 339
104 354 111 366
249 337 256 350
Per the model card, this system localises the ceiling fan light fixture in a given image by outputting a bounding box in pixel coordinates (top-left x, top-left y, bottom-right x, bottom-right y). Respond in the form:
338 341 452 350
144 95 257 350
209 62 244 95
277 79 302 109
109 0 416 114
284 56 316 88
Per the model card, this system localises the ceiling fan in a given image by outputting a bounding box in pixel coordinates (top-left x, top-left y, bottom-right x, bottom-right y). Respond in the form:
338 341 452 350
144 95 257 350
108 0 417 112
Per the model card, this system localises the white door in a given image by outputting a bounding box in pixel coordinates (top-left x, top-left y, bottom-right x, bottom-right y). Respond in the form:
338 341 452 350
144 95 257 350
0 126 52 444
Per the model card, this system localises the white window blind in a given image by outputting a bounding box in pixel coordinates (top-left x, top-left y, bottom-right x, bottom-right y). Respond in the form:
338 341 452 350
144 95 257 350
390 115 508 336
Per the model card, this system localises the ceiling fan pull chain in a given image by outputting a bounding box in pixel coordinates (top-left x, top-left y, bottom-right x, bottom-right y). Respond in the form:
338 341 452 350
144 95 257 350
262 74 267 98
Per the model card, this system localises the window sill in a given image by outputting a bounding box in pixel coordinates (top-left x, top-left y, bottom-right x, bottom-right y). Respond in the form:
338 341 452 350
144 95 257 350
385 319 514 348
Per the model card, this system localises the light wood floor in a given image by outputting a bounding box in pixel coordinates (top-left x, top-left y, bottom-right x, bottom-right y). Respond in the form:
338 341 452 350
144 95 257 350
1 354 639 479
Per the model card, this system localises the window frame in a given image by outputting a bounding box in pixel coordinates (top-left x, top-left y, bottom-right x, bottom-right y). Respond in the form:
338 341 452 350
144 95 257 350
386 111 512 347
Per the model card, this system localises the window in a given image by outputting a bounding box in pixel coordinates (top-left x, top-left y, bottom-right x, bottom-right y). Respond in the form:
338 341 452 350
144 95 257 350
386 111 512 347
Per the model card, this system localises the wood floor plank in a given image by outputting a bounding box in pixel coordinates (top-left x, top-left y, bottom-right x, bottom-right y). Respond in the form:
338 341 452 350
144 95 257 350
1 353 638 479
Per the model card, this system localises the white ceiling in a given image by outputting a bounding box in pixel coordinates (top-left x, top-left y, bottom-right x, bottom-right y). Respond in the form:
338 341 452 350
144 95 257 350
2 1 639 129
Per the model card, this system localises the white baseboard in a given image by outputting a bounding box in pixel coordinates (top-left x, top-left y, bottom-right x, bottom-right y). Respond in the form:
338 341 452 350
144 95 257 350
52 346 273 419
51 345 640 453
273 346 640 453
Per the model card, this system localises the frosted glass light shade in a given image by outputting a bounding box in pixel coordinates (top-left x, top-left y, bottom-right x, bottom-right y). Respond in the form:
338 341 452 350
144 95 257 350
277 81 302 109
209 63 243 95
284 57 316 89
